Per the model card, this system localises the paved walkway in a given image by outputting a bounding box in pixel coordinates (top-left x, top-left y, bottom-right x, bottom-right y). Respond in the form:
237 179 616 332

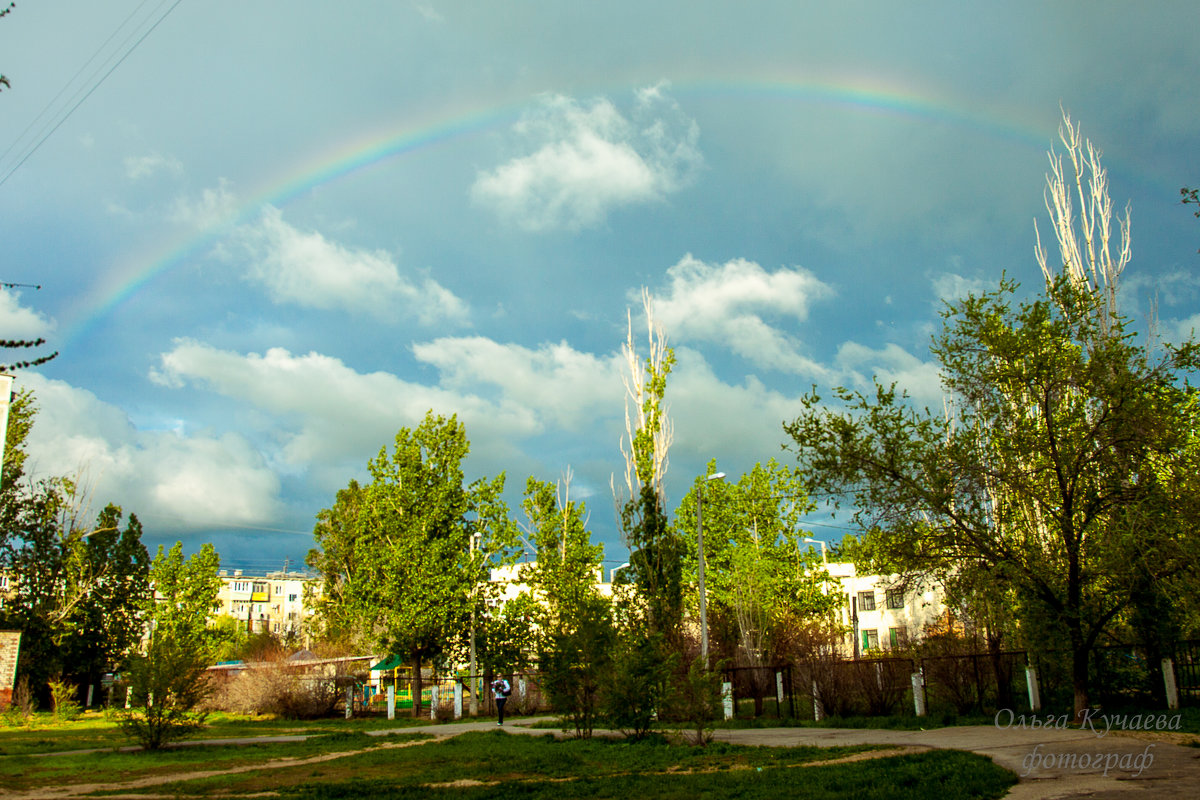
417 718 1200 798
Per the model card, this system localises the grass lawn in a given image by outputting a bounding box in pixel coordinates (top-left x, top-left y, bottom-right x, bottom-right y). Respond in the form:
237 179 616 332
0 728 431 792
0 709 441 756
120 730 1015 800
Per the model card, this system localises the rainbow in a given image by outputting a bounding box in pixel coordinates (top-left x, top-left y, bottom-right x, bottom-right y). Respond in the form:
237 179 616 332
62 75 1062 347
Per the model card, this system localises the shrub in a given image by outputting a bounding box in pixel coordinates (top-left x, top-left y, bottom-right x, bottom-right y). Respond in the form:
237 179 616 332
671 657 724 746
602 633 676 740
119 635 213 750
48 677 81 721
206 662 348 719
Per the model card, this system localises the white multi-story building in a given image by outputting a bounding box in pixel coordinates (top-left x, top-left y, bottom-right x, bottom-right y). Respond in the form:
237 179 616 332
824 562 949 657
213 569 317 641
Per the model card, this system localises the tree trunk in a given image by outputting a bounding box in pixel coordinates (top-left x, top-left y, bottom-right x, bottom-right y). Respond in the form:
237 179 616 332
410 658 423 718
1071 640 1090 723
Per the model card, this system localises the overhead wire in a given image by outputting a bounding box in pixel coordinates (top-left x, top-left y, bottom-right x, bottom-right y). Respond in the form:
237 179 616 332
0 0 183 189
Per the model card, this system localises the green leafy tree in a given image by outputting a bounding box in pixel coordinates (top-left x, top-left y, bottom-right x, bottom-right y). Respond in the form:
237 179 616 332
675 459 840 671
146 542 221 652
1 481 150 702
310 411 515 716
786 278 1200 721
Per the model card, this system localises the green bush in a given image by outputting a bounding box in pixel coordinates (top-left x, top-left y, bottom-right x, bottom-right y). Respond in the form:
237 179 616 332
602 633 676 740
119 634 213 750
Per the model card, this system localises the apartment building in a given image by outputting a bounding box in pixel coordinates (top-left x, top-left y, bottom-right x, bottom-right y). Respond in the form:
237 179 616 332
214 569 317 642
825 562 948 657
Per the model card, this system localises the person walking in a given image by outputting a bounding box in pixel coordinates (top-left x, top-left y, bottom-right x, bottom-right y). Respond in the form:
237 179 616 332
491 677 511 725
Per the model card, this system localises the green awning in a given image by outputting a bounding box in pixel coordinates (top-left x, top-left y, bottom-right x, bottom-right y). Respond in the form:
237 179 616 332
370 654 404 671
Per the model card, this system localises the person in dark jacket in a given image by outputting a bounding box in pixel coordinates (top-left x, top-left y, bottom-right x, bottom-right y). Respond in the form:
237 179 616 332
491 678 511 725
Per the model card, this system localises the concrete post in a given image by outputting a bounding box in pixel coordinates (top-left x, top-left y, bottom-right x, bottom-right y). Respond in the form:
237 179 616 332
125 685 132 709
1025 666 1042 712
1162 658 1180 711
812 680 824 722
430 685 439 720
86 684 94 708
387 685 395 720
344 685 353 719
454 681 463 719
911 672 926 717
722 681 733 720
775 670 784 711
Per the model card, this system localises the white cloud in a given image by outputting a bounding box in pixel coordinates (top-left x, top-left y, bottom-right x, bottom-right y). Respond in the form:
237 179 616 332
930 272 993 304
150 340 539 489
124 152 183 180
412 336 625 430
235 206 470 324
651 254 836 377
471 86 702 231
835 341 945 409
14 372 283 531
168 178 239 228
0 287 55 341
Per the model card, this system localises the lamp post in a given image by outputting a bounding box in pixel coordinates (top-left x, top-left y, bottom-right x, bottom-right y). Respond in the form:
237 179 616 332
468 529 482 717
802 537 828 566
697 472 725 667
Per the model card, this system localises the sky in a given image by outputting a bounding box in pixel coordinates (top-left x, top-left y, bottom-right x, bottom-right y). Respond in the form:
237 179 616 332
0 1 1197 574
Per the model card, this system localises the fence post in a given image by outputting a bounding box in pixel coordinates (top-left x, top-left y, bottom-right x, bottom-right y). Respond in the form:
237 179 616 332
86 684 94 708
1162 658 1180 711
430 685 439 720
775 670 784 715
722 681 733 720
125 685 132 709
911 671 926 717
387 685 395 720
812 680 824 722
1025 665 1042 712
454 681 463 719
344 685 353 719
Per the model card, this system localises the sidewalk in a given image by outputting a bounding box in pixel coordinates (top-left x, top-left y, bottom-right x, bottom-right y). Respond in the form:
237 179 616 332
404 718 1200 799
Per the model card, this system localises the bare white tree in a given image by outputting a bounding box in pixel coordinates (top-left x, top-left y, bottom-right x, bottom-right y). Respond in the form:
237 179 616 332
1034 108 1131 335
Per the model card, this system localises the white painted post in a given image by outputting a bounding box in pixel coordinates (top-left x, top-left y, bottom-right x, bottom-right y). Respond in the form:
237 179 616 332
1025 666 1042 713
722 681 733 720
345 685 353 719
430 685 439 720
454 681 463 719
125 685 132 709
86 684 94 708
775 670 784 712
911 672 926 717
387 685 395 720
1162 658 1180 711
812 680 824 722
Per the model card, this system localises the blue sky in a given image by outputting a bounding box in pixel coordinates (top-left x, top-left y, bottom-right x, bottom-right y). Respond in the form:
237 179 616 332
1 1 1197 572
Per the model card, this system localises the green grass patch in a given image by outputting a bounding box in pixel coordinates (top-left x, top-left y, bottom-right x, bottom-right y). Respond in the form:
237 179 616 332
0 728 430 792
118 730 1013 800
0 709 442 756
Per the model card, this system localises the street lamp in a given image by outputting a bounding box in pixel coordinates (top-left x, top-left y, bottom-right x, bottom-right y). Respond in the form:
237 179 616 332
802 537 828 566
697 472 725 667
468 528 482 717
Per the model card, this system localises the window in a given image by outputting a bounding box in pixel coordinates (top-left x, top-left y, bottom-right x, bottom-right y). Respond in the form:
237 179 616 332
889 627 908 649
0 575 9 589
231 581 251 593
857 591 876 611
862 629 879 651
886 588 904 609
288 594 297 602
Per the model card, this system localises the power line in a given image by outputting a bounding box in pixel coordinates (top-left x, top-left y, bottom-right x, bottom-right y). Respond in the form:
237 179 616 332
0 0 183 189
